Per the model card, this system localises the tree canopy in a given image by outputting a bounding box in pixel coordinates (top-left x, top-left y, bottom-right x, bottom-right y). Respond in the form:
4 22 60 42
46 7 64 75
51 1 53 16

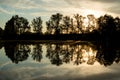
31 17 43 34
0 13 119 40
4 15 30 39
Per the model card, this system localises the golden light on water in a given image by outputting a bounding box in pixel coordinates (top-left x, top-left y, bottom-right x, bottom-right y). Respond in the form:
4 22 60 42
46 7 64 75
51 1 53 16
47 43 98 65
82 48 97 65
47 44 97 65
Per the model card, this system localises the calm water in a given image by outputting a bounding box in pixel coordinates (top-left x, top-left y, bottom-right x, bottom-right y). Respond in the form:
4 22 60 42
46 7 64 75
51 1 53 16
0 41 120 80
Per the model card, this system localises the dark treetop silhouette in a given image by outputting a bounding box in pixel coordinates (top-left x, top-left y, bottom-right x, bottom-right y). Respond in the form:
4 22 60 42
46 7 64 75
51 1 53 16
0 13 119 40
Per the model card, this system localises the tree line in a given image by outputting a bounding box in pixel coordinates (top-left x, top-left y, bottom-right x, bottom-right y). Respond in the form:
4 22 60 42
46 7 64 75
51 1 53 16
0 13 120 40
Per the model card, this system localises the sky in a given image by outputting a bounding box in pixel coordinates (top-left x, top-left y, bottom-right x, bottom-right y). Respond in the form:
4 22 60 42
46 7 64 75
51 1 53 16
0 0 120 30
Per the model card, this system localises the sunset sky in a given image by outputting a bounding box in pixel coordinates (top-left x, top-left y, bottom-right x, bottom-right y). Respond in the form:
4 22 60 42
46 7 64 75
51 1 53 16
0 0 120 30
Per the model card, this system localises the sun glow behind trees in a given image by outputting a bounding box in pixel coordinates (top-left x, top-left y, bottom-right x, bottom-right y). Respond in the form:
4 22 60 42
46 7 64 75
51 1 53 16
46 13 99 34
71 9 103 33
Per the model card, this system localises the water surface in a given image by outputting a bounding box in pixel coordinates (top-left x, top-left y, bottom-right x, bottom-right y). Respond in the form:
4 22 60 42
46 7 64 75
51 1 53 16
0 41 120 80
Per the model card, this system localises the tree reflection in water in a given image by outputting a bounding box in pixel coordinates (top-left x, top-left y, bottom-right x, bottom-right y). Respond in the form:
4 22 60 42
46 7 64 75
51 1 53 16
96 42 120 66
31 44 43 62
4 43 30 64
46 44 63 66
3 41 120 66
46 43 97 66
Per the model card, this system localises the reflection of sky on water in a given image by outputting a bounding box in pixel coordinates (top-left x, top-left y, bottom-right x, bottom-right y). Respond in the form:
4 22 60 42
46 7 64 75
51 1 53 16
0 44 120 80
0 61 120 80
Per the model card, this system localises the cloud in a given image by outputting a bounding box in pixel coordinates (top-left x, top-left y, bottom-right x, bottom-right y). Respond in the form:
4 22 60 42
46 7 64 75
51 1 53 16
12 0 68 10
64 0 120 4
0 0 41 10
0 59 120 80
0 67 120 80
107 6 120 15
0 6 25 15
90 0 120 3
0 0 18 5
0 7 15 14
41 0 56 3
64 0 120 16
0 0 119 19
30 12 53 17
13 0 39 9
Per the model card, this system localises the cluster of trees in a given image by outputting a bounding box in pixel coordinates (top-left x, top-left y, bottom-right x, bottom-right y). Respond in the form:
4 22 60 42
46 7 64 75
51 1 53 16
46 13 98 34
1 42 119 66
2 15 43 39
0 13 119 39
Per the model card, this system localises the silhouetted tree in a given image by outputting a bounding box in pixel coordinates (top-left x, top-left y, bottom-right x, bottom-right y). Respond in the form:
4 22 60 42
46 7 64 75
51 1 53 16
98 14 116 36
4 15 17 39
31 17 43 34
74 14 83 33
4 15 30 39
62 16 71 34
70 18 74 33
50 13 63 34
46 20 54 34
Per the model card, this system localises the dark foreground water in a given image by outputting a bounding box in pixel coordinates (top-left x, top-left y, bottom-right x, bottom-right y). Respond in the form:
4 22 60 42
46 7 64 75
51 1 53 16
0 41 120 80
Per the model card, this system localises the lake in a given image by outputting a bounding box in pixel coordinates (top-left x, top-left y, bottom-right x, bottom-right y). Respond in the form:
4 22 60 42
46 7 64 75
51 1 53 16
0 41 120 80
